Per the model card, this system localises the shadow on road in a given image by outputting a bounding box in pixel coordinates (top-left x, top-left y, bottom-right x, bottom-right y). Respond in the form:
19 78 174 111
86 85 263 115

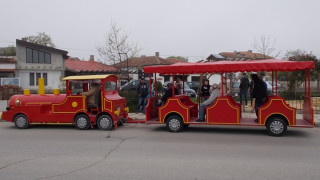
151 125 311 137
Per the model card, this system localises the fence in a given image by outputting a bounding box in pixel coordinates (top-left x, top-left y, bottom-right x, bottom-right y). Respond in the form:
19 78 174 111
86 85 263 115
0 85 22 100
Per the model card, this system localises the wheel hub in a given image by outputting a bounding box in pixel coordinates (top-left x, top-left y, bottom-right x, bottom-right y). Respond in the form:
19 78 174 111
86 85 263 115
270 121 284 134
16 116 26 127
77 117 87 128
100 117 110 128
169 119 180 131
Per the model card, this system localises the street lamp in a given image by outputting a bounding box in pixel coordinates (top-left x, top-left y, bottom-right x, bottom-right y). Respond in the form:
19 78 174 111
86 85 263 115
118 52 129 82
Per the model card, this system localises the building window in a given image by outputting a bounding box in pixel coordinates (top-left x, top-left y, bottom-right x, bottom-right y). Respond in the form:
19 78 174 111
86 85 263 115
43 73 47 86
26 47 51 64
39 51 45 63
36 73 41 85
29 72 48 86
26 48 33 63
29 73 34 86
45 53 51 64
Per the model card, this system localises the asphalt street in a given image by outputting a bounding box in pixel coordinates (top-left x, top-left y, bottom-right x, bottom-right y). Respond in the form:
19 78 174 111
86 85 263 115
0 122 320 180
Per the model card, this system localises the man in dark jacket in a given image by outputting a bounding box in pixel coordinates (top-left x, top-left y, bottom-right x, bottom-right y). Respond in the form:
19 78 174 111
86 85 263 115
160 83 178 105
200 79 210 102
136 78 148 113
239 73 250 107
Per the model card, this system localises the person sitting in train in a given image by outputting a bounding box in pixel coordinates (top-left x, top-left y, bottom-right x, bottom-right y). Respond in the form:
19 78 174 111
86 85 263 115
197 83 221 122
158 83 179 105
82 82 101 108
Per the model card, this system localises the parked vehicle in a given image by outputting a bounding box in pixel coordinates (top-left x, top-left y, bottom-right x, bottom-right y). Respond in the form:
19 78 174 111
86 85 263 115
162 81 196 97
120 79 150 91
187 81 200 92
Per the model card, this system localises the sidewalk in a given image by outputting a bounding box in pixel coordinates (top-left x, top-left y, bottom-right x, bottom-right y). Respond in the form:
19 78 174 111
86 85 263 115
0 99 319 126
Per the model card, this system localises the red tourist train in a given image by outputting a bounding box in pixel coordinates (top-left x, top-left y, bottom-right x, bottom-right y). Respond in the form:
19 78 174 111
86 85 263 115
1 75 128 130
1 59 315 136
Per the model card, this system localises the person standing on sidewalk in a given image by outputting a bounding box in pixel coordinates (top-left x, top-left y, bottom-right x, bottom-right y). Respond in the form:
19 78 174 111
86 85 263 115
239 73 250 107
136 78 148 113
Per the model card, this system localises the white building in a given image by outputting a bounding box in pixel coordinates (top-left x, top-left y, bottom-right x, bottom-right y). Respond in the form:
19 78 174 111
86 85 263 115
15 39 68 90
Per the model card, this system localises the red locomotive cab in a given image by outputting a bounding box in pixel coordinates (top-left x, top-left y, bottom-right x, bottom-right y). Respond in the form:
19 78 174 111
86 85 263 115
1 74 128 130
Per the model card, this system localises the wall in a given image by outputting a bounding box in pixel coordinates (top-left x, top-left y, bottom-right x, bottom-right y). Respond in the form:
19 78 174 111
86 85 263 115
15 44 65 90
18 70 61 90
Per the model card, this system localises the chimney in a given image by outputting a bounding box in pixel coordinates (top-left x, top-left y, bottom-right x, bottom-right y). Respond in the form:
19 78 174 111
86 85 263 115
89 55 94 61
155 52 159 57
248 50 252 53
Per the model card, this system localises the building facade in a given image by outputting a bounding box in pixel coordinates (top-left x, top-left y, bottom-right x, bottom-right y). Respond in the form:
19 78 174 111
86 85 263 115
15 39 68 90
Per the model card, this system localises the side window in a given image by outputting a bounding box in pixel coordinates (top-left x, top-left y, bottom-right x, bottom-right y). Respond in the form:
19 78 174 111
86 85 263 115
105 81 116 91
71 82 83 95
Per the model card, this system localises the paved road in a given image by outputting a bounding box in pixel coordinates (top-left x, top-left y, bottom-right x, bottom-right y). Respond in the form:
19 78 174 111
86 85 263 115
0 122 320 180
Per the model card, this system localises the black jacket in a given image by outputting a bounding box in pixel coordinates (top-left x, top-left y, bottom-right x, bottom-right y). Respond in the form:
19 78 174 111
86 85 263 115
252 80 267 104
201 84 210 97
161 88 179 103
239 76 250 91
136 82 148 98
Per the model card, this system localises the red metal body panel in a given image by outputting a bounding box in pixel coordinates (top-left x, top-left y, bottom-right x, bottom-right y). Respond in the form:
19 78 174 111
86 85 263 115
259 96 296 126
206 96 240 124
158 98 192 123
303 97 314 125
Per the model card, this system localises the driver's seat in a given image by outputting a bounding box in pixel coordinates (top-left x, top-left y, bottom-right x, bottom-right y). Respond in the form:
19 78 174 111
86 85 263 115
87 90 101 114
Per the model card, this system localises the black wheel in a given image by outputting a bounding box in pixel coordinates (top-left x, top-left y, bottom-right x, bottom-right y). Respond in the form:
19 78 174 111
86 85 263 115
74 114 90 130
266 117 287 136
166 115 184 132
14 114 29 129
97 115 113 131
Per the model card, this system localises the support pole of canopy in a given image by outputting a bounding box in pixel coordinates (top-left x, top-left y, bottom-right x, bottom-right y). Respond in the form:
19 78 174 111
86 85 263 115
149 73 152 98
154 73 157 98
182 74 185 95
172 74 175 97
272 71 274 94
225 73 228 95
305 70 307 97
308 70 311 97
275 71 278 96
220 72 224 95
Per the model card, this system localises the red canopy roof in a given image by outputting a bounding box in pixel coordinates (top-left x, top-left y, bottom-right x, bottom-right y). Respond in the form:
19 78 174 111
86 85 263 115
143 59 315 74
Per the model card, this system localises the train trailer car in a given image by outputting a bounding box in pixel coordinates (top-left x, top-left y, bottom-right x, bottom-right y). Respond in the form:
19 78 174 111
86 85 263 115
142 59 315 136
1 74 129 130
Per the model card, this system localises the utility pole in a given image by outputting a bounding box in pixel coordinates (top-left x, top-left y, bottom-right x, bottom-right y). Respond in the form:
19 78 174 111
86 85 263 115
118 53 129 82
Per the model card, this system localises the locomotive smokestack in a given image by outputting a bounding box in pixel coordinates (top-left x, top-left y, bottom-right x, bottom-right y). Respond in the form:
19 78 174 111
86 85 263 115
38 78 45 95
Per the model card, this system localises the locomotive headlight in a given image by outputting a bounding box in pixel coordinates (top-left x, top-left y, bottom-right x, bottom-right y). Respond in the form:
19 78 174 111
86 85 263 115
15 99 21 106
114 106 120 116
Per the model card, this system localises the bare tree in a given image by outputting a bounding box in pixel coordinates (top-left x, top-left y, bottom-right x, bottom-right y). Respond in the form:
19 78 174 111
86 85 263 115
96 22 141 72
23 32 55 47
251 34 280 58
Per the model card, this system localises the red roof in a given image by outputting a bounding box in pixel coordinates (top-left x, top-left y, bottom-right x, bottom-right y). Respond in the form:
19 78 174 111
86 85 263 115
220 51 272 60
66 58 118 72
117 56 173 67
166 58 188 63
143 59 315 74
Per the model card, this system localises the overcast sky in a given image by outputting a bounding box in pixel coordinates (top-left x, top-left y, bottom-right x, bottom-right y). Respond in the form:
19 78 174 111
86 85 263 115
0 0 319 62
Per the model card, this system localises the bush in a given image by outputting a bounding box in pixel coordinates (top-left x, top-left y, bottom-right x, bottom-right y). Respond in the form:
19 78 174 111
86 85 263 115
119 91 138 112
